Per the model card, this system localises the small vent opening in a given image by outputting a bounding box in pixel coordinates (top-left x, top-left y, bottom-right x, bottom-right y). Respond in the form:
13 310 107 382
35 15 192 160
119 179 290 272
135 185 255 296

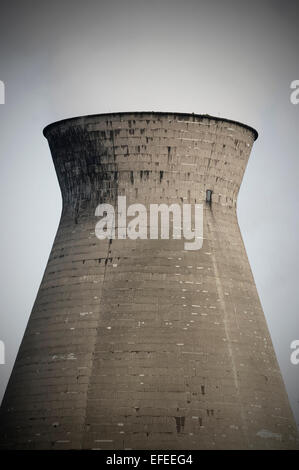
206 189 213 204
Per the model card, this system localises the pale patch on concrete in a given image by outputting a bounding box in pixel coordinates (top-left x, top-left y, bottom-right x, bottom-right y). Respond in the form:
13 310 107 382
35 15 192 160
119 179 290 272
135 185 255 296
51 353 77 361
257 429 282 440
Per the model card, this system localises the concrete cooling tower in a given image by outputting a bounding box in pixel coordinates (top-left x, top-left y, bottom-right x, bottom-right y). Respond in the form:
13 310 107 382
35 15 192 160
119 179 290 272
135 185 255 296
0 112 298 450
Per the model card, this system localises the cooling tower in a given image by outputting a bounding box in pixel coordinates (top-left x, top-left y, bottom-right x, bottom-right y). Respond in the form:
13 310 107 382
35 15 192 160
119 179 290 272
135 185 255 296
0 112 298 450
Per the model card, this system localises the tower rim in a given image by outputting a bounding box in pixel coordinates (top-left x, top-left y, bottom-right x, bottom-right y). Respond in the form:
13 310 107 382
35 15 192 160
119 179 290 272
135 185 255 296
43 111 258 141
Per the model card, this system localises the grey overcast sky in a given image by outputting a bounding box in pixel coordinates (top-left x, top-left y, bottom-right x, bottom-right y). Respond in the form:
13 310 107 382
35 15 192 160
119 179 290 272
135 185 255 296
0 0 298 427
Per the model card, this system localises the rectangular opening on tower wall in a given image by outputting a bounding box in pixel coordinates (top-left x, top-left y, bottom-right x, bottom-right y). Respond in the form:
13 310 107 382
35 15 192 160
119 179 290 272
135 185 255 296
206 189 213 203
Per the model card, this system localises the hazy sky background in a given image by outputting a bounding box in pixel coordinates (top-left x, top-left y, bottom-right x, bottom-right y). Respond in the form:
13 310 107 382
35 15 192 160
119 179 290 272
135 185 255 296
0 0 298 427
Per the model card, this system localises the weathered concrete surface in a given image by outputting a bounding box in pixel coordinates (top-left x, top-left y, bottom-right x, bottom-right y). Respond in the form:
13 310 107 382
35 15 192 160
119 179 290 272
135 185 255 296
0 112 298 449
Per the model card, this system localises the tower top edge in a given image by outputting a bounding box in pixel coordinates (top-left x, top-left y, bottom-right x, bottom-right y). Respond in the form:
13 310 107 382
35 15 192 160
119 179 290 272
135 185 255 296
43 111 258 141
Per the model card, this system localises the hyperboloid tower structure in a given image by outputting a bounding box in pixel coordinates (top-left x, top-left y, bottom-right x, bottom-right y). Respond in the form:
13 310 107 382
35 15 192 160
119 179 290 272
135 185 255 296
0 112 298 449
